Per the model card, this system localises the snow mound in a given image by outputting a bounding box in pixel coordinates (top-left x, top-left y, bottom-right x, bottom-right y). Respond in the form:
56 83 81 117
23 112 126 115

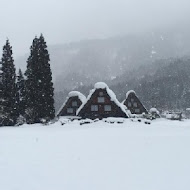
150 108 160 114
94 82 108 89
126 90 136 98
68 91 86 104
103 117 126 124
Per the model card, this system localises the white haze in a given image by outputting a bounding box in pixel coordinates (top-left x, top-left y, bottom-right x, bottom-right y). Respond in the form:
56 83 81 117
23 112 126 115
0 0 189 57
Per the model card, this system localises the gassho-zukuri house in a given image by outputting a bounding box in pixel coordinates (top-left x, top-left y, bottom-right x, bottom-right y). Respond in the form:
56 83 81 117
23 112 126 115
122 90 148 115
77 82 129 119
56 91 86 117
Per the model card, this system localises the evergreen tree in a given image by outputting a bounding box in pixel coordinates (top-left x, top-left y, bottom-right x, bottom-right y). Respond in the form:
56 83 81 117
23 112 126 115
25 36 40 123
37 34 55 120
16 69 26 116
25 35 55 123
1 40 17 125
0 62 8 126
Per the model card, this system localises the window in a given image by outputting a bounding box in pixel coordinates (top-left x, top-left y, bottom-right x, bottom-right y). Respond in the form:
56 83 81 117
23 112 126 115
72 101 77 107
104 105 111 111
128 102 132 107
98 97 105 103
91 105 98 111
133 102 137 107
67 108 74 113
99 92 104 96
135 109 140 113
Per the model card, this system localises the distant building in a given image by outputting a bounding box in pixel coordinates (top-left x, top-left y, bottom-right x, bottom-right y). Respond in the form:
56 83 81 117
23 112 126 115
77 82 129 119
122 90 148 115
57 91 86 117
166 111 182 121
185 108 190 119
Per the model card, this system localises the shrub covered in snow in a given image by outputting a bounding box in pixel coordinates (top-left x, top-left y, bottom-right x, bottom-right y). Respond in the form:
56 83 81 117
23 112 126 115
16 115 26 126
149 108 160 119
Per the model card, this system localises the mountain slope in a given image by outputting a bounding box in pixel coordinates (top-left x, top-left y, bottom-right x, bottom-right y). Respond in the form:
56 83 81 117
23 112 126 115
15 23 190 93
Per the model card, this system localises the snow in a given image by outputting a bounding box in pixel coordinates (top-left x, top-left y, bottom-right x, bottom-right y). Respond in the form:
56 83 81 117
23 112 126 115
56 91 86 116
160 35 164 41
151 50 157 54
1 118 190 190
125 90 136 99
77 82 129 117
94 82 108 89
68 91 86 103
111 76 116 80
166 113 173 119
150 107 160 114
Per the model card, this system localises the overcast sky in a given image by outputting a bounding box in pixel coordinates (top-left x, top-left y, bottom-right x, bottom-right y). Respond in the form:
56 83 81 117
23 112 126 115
0 0 189 57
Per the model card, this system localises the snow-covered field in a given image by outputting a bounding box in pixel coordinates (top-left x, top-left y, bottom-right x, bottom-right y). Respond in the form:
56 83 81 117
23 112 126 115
1 118 190 190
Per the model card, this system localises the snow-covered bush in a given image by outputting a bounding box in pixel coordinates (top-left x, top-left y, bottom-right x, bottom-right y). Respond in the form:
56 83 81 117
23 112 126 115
25 108 38 124
16 115 26 126
149 108 160 119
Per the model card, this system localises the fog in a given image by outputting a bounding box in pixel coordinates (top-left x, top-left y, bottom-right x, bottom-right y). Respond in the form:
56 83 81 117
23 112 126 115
0 0 189 57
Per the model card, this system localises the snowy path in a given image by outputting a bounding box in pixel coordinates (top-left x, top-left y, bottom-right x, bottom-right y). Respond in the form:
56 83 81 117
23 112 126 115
0 119 190 190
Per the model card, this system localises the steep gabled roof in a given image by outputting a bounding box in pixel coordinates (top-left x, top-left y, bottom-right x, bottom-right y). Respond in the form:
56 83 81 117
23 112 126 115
56 91 86 116
126 90 136 99
122 90 148 114
77 82 129 117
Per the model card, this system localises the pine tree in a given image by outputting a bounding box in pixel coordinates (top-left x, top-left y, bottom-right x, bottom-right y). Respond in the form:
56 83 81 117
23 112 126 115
0 62 8 126
25 35 55 123
1 40 17 125
25 36 40 123
37 34 55 120
16 69 26 117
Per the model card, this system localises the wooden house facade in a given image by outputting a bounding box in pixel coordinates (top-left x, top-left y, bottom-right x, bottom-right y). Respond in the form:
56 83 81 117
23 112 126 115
57 91 86 117
123 90 148 115
77 82 128 119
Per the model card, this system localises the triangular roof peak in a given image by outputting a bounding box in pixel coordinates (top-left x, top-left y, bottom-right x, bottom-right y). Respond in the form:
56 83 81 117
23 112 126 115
77 82 129 117
68 91 86 104
56 91 86 116
126 90 136 98
123 90 148 115
94 82 108 89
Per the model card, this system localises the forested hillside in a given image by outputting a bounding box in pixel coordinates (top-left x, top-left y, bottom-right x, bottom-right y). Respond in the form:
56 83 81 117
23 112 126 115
16 23 190 92
110 57 190 111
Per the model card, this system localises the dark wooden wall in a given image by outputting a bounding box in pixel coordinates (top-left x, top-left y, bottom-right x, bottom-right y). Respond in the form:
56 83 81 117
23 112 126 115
78 89 127 119
123 93 148 114
58 96 82 116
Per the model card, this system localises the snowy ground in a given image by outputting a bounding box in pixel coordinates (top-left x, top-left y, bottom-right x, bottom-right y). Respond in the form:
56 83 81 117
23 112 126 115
1 118 190 190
